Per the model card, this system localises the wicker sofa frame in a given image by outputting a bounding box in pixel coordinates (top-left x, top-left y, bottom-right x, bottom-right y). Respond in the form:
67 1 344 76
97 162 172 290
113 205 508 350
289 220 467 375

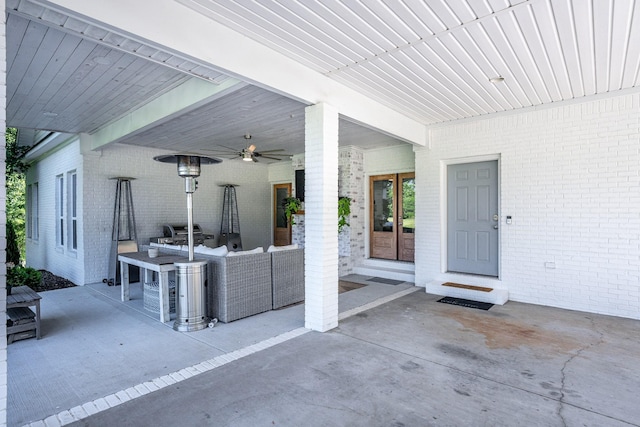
208 252 272 322
270 248 305 309
142 245 273 323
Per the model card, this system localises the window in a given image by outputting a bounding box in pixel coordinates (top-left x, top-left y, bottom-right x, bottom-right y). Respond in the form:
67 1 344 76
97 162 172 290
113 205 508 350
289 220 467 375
27 183 39 240
68 171 77 250
56 175 64 247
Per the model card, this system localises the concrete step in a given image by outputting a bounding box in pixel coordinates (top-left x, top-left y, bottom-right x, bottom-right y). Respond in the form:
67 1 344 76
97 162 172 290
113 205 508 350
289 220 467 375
353 259 415 283
425 280 509 305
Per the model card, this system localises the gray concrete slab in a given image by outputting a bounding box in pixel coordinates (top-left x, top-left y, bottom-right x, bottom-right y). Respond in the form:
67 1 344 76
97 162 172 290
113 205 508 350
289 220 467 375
57 291 640 427
9 279 411 426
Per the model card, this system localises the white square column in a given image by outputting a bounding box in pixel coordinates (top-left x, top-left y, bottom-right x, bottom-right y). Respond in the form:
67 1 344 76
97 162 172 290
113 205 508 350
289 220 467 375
1 0 8 423
304 103 339 332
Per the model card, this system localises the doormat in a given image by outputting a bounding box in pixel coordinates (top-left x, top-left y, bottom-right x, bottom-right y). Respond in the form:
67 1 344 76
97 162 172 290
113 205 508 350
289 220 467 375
442 282 493 292
367 277 405 285
339 281 366 294
437 296 494 311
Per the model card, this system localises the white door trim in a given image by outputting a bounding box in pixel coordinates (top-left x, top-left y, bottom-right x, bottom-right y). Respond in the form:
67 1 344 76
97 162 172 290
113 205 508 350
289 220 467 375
440 154 501 277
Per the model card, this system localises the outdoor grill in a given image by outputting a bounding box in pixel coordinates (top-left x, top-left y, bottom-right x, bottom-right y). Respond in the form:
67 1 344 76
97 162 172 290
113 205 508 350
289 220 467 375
150 224 214 246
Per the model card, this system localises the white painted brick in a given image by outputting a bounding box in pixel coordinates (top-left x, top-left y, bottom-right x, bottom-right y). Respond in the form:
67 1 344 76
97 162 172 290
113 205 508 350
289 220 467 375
56 410 76 425
81 401 99 416
168 372 185 382
124 387 141 399
26 142 273 285
68 405 88 420
92 397 110 412
142 381 160 392
159 374 177 385
104 393 121 408
114 390 131 403
43 415 61 427
417 91 640 320
0 18 5 415
304 103 340 332
134 383 151 396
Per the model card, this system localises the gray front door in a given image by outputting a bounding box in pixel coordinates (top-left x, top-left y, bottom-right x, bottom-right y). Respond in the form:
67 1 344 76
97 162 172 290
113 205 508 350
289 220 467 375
447 160 499 276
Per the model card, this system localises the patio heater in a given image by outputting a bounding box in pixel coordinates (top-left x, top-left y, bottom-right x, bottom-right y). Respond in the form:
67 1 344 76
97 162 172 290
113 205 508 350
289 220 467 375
154 154 221 332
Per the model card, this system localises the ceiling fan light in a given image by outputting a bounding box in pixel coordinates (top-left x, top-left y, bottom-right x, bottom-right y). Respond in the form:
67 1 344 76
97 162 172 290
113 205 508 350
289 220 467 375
242 152 253 161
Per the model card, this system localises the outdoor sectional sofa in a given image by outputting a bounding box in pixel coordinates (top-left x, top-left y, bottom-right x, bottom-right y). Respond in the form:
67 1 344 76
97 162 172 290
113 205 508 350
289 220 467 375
142 243 304 323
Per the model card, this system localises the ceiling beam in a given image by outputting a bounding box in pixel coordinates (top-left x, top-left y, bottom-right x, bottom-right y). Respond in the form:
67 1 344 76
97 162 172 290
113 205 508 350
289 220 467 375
81 77 247 152
39 0 427 146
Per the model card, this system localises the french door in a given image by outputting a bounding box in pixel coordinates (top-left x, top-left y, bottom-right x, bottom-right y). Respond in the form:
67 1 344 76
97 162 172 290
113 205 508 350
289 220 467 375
273 183 292 246
369 173 415 262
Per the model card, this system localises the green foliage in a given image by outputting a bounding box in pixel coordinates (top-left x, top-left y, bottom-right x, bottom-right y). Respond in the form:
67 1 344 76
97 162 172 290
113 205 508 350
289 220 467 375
5 128 29 263
7 265 42 291
283 197 301 225
402 179 415 219
6 220 20 265
338 197 351 233
6 128 30 174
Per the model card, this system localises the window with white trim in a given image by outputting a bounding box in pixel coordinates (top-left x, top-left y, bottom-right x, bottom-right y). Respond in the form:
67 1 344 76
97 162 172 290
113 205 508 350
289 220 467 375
56 174 64 247
27 182 39 240
67 171 78 251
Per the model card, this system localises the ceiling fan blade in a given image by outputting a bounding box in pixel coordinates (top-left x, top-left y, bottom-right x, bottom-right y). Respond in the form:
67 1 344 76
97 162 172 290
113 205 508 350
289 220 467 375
256 149 286 153
200 146 241 156
247 144 256 153
252 156 259 163
260 155 282 161
218 144 241 152
259 153 291 157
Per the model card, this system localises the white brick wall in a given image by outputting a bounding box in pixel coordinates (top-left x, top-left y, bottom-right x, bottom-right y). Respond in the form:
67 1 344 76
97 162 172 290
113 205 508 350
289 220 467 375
338 146 364 273
25 139 84 285
27 142 272 285
1 2 8 423
82 143 272 284
304 103 339 331
416 92 640 320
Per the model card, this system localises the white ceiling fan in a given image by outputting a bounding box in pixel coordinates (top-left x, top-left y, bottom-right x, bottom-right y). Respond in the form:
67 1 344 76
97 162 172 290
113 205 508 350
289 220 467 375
205 134 291 163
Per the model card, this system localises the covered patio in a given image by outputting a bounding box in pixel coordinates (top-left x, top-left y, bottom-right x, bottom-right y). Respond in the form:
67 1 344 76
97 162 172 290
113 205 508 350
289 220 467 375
8 276 417 426
9 283 640 426
5 1 640 425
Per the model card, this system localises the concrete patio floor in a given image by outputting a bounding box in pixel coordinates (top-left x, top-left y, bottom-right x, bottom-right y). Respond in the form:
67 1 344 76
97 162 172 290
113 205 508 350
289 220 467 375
9 277 640 426
8 275 417 427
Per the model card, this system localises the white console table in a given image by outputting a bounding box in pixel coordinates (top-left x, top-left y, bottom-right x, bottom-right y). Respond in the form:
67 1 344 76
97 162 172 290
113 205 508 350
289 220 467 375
118 252 187 323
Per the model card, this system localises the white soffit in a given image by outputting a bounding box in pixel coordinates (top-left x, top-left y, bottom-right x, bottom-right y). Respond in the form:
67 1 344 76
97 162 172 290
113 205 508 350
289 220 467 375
38 0 427 146
177 0 640 125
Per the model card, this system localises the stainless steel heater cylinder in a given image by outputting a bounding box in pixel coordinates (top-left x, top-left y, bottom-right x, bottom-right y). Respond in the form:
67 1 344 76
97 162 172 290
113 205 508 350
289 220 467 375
153 153 221 333
173 260 208 332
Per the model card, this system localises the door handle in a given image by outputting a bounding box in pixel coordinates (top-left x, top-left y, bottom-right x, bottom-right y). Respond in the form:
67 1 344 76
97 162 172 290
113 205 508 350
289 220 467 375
493 225 498 229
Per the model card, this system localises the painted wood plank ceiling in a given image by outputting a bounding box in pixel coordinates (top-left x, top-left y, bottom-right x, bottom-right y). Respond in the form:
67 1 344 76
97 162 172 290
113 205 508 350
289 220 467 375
179 0 640 124
7 0 640 156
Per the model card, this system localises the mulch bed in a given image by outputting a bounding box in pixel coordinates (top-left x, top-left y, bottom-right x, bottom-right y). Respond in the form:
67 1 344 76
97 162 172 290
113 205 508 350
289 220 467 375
34 270 76 292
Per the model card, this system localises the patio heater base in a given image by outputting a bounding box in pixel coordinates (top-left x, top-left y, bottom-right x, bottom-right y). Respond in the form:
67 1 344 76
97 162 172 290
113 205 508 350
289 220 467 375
173 260 208 332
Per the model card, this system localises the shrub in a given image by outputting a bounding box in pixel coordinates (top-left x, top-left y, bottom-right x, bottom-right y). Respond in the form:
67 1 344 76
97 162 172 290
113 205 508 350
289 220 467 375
7 265 42 291
6 220 21 265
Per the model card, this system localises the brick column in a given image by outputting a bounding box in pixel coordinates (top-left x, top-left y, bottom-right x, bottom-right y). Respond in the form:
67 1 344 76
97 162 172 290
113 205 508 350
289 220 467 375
1 0 7 424
304 103 339 332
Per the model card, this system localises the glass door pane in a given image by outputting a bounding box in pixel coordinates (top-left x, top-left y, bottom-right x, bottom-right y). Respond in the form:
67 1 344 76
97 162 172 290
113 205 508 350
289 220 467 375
276 187 288 228
401 176 415 234
274 183 292 246
373 179 394 232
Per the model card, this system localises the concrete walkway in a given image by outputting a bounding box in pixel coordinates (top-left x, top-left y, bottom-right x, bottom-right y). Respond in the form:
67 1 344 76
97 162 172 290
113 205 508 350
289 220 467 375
10 281 640 426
